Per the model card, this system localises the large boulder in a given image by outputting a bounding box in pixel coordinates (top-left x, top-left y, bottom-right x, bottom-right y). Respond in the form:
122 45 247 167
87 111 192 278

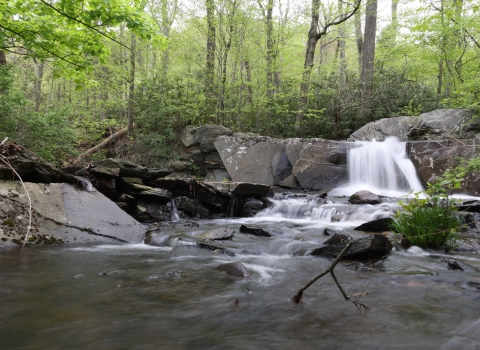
181 124 233 152
349 190 382 205
214 136 350 190
0 180 146 247
311 233 393 260
348 109 478 141
407 139 480 195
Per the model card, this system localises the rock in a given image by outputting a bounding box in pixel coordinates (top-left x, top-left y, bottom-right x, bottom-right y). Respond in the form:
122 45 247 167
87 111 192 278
171 241 235 257
96 177 117 199
324 233 352 245
91 158 172 180
197 228 235 241
349 190 382 205
209 182 273 197
147 178 190 192
354 217 393 232
193 125 233 152
348 109 478 141
0 180 146 247
205 153 225 167
239 225 273 237
115 202 130 212
174 196 210 218
121 177 143 185
311 233 393 260
90 167 120 178
215 262 250 277
458 282 480 292
135 200 171 222
187 150 205 165
214 136 349 190
181 125 199 148
119 183 172 203
446 259 475 271
280 174 299 189
407 139 480 195
450 238 480 252
241 198 265 217
324 228 335 236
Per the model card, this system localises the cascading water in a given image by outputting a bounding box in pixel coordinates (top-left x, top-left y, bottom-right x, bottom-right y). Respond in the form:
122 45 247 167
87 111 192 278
75 176 96 192
170 199 180 222
330 137 423 197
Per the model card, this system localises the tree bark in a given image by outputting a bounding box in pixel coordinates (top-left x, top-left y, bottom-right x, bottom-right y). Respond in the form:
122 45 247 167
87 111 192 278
265 0 275 100
338 0 346 88
354 8 364 74
74 127 129 163
391 0 399 44
357 0 377 122
0 50 6 66
295 0 361 132
33 59 45 112
128 33 136 137
205 0 216 123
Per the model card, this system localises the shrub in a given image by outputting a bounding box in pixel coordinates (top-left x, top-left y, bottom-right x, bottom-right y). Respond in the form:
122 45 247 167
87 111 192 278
391 179 462 249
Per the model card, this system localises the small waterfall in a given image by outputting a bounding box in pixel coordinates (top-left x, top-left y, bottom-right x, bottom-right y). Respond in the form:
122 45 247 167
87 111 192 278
170 199 180 222
75 177 96 192
331 137 423 197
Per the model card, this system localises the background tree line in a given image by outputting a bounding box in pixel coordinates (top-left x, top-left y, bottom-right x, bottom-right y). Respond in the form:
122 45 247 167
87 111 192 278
1 0 479 165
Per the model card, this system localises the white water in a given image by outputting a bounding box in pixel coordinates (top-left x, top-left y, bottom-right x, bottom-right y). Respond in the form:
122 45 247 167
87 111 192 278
331 137 424 197
75 176 96 192
170 199 180 222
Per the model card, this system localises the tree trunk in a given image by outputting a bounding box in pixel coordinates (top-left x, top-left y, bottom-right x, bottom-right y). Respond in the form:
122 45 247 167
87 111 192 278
338 0 346 88
205 0 216 123
75 127 129 164
33 59 45 112
391 0 399 44
354 8 364 74
128 33 136 137
0 50 6 66
357 0 378 122
265 0 274 100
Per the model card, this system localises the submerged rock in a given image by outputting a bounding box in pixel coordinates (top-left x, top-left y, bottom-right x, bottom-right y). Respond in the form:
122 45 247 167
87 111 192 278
197 228 235 241
348 190 382 205
215 262 250 277
354 217 392 232
311 233 393 260
239 225 273 237
241 198 265 217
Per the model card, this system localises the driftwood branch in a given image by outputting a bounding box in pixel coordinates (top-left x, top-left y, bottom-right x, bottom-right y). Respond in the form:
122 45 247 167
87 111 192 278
74 127 128 164
292 240 370 313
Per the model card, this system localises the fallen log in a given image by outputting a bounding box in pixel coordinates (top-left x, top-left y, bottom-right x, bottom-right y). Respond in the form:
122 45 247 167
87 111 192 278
74 127 128 164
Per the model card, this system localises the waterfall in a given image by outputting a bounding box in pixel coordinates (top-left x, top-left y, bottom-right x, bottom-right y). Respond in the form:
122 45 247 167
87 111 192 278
170 199 180 222
330 137 423 197
75 177 96 192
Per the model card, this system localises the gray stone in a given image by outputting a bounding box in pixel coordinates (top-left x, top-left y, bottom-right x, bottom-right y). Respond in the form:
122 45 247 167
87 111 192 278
174 196 210 218
215 262 250 277
311 233 393 260
280 174 299 189
241 198 265 217
120 183 171 203
209 182 273 197
205 153 225 166
194 125 233 152
92 158 172 180
324 233 352 245
0 180 146 247
354 217 393 232
239 225 273 237
197 227 235 241
349 190 382 205
181 125 199 148
349 109 477 141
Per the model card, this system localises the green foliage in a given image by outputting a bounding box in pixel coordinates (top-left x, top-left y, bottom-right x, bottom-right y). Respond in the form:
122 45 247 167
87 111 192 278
74 116 118 145
392 180 461 249
0 65 76 165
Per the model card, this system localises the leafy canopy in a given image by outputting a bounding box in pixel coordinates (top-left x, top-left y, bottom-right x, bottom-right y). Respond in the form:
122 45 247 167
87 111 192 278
0 0 167 86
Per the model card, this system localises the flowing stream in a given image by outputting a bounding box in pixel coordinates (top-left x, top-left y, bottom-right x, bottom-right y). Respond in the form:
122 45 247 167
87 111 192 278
2 139 480 349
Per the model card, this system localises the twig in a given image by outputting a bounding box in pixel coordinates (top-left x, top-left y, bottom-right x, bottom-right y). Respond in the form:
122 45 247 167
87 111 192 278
0 152 32 251
292 240 354 303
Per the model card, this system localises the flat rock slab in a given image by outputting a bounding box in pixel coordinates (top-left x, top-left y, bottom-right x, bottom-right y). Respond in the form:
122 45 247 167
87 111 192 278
239 225 273 237
0 180 146 247
197 228 235 241
311 233 393 260
354 217 393 232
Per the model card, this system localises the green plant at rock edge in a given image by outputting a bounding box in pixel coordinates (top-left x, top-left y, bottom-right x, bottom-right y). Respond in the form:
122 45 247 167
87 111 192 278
391 176 463 250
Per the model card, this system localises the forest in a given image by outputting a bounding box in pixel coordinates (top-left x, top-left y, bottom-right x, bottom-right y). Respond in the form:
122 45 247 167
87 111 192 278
0 0 479 165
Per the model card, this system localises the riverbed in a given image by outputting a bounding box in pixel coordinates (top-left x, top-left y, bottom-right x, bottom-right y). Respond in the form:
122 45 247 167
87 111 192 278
2 197 480 349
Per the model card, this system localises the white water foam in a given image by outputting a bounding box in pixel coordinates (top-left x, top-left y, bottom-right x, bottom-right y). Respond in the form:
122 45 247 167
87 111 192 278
331 137 424 197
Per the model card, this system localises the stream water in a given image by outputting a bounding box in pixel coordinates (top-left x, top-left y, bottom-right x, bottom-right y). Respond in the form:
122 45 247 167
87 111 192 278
2 138 480 349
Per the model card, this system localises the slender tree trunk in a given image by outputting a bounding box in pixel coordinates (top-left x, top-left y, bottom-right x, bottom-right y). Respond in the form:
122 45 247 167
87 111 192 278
437 60 443 95
357 0 377 122
244 60 253 105
128 33 136 137
338 0 346 88
33 59 44 112
354 7 364 74
266 0 274 100
205 0 216 123
391 0 399 44
0 50 6 66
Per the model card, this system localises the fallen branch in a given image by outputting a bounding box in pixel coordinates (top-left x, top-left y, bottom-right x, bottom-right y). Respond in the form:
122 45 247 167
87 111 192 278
292 240 370 313
0 139 32 251
74 127 128 164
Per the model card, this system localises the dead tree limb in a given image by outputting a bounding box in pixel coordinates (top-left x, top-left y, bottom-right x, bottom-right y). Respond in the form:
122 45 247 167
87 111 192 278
292 240 353 304
292 240 370 312
74 127 128 164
